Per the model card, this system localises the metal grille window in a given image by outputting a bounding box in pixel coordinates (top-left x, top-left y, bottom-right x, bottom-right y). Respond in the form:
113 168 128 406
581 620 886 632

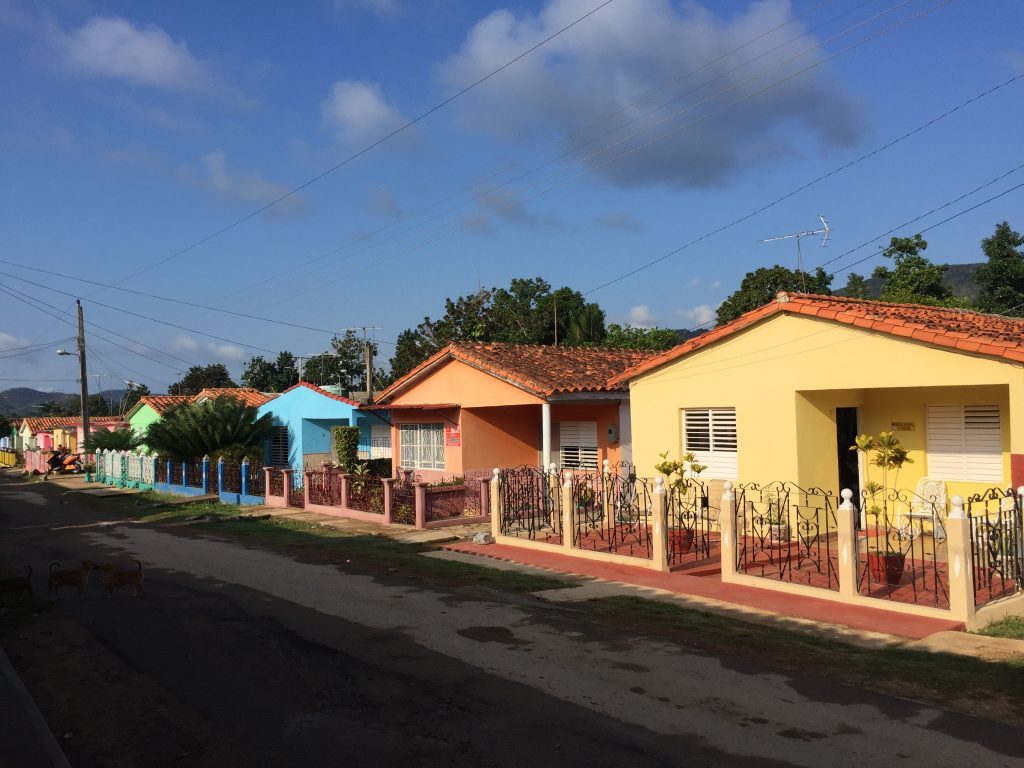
370 424 392 459
682 408 737 479
268 426 289 467
926 404 1002 482
399 424 445 470
559 421 598 470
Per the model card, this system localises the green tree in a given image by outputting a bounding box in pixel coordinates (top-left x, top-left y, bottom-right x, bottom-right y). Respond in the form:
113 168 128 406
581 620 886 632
387 277 605 379
872 235 953 305
120 382 150 415
87 393 112 417
308 331 377 392
37 399 75 417
975 221 1024 315
716 265 833 325
145 397 274 459
602 324 680 350
844 273 871 299
83 428 142 452
242 351 298 392
169 364 237 396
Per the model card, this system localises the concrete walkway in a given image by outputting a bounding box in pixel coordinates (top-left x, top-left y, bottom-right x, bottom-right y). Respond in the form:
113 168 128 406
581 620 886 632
442 541 966 640
0 647 71 768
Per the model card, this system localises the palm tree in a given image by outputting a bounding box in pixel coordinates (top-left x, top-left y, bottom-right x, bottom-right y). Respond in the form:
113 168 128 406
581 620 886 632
83 428 142 452
145 397 274 460
565 303 607 346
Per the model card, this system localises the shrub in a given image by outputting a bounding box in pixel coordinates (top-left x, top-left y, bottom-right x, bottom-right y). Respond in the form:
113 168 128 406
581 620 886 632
332 425 361 471
364 458 393 478
145 397 274 460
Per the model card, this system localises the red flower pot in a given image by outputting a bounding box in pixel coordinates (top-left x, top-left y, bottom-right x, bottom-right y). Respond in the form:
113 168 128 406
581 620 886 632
867 551 906 585
670 529 695 554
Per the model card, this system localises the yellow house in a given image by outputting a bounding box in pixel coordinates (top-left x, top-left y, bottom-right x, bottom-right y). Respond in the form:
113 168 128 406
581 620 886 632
614 293 1024 503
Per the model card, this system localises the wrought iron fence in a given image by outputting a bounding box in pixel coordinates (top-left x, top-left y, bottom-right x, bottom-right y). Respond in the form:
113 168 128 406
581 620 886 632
184 459 205 489
307 468 341 506
220 460 243 493
967 488 1023 606
246 461 265 496
126 453 142 485
347 475 384 514
425 481 478 522
666 479 713 567
156 458 168 484
497 466 560 544
572 472 652 559
268 468 284 498
857 488 948 608
736 482 839 591
287 472 305 508
392 477 417 524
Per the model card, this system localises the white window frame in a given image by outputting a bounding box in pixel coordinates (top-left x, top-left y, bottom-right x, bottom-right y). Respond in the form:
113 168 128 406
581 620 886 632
399 423 445 470
682 408 737 480
926 404 1002 483
559 421 599 470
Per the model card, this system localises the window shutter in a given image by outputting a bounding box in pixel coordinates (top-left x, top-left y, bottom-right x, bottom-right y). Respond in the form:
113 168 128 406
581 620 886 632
926 404 1001 482
269 426 289 466
683 408 737 479
559 421 598 470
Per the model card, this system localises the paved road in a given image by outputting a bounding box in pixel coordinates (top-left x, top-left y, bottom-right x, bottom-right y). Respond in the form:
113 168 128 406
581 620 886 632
1 477 1022 768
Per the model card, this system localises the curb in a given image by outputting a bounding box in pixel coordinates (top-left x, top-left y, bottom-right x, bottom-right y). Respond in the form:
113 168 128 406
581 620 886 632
0 646 72 768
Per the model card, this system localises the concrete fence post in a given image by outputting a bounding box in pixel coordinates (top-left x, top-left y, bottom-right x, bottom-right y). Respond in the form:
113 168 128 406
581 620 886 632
202 455 210 494
479 477 490 521
651 476 669 572
167 459 173 488
303 470 313 507
217 457 225 496
339 473 351 509
381 477 394 524
719 481 737 580
263 467 273 497
281 469 294 503
414 482 428 529
180 459 187 488
490 468 500 540
602 458 613 529
549 463 560 534
241 459 250 497
837 489 859 598
150 455 158 487
945 494 977 627
562 470 574 551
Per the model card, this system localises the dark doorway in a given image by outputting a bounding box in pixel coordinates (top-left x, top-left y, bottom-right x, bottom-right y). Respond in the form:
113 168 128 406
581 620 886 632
835 408 861 516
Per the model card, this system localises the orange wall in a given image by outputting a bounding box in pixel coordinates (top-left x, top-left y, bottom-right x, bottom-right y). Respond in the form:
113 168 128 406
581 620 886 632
461 405 541 471
550 402 624 467
390 359 543 408
390 408 463 481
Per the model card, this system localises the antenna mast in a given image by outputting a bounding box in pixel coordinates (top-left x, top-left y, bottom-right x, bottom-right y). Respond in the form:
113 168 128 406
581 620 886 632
760 215 831 292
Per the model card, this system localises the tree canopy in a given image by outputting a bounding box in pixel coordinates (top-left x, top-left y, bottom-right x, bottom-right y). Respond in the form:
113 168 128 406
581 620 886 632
242 351 298 393
871 235 955 305
715 265 833 325
169 364 237 396
602 324 680 350
974 221 1024 316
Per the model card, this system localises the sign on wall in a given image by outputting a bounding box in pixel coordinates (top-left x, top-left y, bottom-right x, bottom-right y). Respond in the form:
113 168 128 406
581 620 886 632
445 426 461 447
890 421 915 432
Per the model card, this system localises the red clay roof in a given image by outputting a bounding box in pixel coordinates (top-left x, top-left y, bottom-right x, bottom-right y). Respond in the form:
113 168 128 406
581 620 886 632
376 342 658 402
19 417 79 433
194 388 278 408
135 395 192 415
272 381 361 407
612 292 1024 385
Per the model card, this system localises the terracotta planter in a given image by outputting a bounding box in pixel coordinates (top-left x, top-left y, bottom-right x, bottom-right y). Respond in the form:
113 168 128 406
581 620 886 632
868 551 906 585
670 528 695 554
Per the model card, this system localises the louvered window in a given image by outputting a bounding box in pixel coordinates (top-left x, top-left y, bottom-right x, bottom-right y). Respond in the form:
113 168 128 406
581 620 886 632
926 405 1002 482
682 408 737 479
559 421 599 470
399 424 445 470
268 427 289 467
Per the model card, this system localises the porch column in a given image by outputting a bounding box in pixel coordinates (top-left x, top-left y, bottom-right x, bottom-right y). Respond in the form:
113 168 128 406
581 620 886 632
542 401 552 469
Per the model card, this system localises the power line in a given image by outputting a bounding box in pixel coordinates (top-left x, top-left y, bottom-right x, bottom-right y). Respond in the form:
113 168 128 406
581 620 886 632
97 0 620 292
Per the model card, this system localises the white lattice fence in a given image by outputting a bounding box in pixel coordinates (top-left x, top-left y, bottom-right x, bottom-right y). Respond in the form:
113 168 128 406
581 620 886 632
141 454 155 485
127 452 142 484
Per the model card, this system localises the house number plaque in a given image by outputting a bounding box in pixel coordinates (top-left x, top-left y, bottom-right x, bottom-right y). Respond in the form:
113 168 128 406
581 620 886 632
890 421 915 432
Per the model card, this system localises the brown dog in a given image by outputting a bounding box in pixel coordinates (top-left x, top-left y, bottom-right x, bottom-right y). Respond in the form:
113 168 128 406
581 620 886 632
48 561 94 600
0 566 33 601
100 560 144 596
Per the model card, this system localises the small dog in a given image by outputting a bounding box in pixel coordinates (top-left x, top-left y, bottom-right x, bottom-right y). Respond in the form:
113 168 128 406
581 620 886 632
0 566 33 601
48 561 94 600
100 560 144 596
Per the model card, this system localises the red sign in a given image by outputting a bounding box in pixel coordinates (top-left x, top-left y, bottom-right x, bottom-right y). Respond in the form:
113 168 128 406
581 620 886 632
445 426 461 447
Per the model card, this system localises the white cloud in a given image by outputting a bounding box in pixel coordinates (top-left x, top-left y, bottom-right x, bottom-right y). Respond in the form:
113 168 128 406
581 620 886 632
596 211 644 233
709 280 722 291
679 304 715 327
627 304 657 328
334 0 402 19
0 331 29 352
50 16 212 92
363 184 402 218
438 0 865 188
170 334 246 364
207 343 246 364
170 334 200 354
321 80 407 147
181 150 306 213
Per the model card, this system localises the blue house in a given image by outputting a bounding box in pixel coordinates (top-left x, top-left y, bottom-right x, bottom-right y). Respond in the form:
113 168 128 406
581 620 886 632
256 382 391 473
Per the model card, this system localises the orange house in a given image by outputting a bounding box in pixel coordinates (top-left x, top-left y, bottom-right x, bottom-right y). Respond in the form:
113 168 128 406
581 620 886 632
370 343 657 482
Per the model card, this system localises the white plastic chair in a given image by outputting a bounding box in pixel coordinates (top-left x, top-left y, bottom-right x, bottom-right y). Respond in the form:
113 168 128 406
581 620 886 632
900 477 947 542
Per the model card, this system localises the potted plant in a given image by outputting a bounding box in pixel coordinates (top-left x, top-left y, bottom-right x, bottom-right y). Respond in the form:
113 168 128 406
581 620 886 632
762 489 789 544
655 451 707 554
851 432 913 585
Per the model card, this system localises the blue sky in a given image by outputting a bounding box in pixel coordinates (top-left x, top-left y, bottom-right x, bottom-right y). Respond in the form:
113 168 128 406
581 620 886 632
1 0 1022 393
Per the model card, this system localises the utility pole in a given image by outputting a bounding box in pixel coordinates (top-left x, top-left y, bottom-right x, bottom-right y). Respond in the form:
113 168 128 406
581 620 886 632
296 356 306 383
553 295 558 347
77 300 90 442
364 341 374 404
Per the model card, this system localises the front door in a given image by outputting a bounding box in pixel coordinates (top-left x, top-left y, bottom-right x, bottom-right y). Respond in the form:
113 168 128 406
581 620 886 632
835 407 861 518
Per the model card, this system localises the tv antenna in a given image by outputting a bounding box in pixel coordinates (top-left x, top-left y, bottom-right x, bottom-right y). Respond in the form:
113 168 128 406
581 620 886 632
761 215 831 292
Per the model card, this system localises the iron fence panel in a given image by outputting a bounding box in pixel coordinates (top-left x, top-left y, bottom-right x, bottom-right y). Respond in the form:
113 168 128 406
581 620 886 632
498 466 561 544
967 488 1023 606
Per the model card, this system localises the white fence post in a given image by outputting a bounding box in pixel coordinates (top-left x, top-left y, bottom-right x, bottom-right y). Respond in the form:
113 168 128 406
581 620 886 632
490 468 500 540
561 470 574 551
838 489 859 599
651 476 669 572
719 481 737 580
945 495 977 628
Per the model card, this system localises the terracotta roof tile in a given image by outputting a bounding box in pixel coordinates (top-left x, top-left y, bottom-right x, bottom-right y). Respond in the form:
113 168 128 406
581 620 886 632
611 293 1024 384
136 395 192 415
194 388 277 408
377 342 659 402
272 381 360 406
19 417 79 433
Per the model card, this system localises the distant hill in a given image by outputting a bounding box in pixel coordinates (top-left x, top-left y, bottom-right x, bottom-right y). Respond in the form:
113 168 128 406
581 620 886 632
836 262 982 301
0 388 128 417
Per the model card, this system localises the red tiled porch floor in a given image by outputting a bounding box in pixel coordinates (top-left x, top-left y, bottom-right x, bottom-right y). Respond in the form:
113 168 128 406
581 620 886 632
443 541 965 639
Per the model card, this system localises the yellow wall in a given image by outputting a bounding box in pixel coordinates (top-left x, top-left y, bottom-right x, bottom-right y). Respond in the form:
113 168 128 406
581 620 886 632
52 427 77 452
629 313 1024 497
